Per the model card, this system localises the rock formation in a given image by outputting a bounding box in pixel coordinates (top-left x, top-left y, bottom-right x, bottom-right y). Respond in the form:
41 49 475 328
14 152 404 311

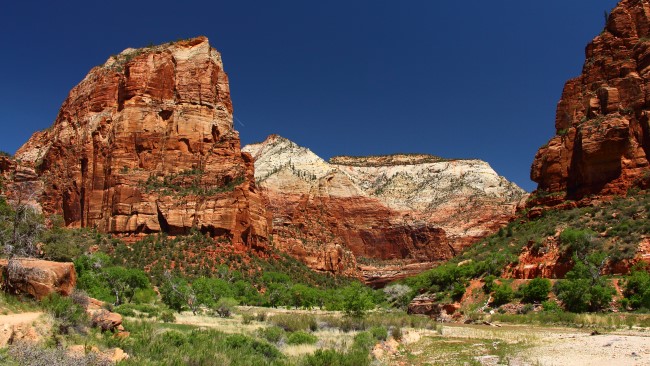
0 258 76 300
243 135 526 284
14 37 270 247
531 0 650 205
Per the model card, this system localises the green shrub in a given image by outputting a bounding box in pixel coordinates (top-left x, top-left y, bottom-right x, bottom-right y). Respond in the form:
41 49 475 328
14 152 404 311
623 265 650 310
492 284 514 306
159 311 176 323
287 331 318 345
542 300 562 312
520 278 552 303
224 334 282 360
214 297 238 318
560 228 597 255
369 326 388 341
114 305 136 317
41 293 88 332
390 326 403 341
242 313 254 324
302 349 345 366
257 326 285 344
270 313 318 332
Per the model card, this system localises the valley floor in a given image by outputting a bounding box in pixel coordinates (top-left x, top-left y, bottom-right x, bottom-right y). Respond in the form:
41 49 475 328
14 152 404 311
391 323 650 366
2 305 650 365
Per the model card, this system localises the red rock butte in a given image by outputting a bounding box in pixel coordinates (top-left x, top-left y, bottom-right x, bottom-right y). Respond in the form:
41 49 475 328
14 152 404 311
13 36 270 248
531 0 650 206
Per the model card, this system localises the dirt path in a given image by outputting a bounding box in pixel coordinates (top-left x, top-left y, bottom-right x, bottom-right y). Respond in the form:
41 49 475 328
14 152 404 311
0 312 43 326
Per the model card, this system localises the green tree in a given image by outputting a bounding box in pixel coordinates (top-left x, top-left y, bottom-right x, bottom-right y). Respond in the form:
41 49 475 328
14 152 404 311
555 253 614 312
623 264 650 310
492 283 514 306
102 266 150 305
191 277 234 308
520 277 552 303
341 282 374 318
160 274 191 312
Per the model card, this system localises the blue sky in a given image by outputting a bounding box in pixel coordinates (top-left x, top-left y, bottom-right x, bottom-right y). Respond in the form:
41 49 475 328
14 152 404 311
0 1 620 191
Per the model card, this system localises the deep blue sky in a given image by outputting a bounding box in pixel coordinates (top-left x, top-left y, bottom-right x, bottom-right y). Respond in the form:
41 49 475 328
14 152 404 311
0 1 620 191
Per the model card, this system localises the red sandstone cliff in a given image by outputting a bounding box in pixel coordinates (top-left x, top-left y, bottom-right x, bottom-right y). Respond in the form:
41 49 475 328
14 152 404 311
531 0 650 205
13 37 270 247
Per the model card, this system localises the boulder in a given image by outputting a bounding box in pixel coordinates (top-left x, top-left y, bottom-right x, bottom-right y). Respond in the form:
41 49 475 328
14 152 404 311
0 258 76 300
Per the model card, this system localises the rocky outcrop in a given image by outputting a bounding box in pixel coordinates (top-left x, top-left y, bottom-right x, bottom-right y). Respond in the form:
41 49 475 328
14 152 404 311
243 135 525 282
0 258 76 300
14 37 269 247
531 0 650 205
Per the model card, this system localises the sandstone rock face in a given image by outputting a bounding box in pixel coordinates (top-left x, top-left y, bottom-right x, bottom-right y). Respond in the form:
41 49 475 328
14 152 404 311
0 258 76 300
531 0 650 204
14 37 269 247
243 135 525 283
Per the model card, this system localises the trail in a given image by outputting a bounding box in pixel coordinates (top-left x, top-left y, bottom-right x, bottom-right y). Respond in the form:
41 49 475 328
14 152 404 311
0 312 43 326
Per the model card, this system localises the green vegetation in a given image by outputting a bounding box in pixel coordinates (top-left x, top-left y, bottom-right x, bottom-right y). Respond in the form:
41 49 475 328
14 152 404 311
286 331 318 345
519 278 552 303
399 190 650 314
492 283 514 306
622 264 650 310
555 253 615 313
75 253 150 306
41 292 88 333
141 169 245 197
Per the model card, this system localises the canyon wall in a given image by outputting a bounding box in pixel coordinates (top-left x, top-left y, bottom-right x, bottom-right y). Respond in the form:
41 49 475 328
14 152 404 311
531 0 650 206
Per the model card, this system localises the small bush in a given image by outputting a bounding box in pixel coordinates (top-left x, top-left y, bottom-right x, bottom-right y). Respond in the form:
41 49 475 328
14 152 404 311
159 311 176 323
302 349 345 366
287 331 318 345
542 300 562 312
223 334 282 360
390 326 403 341
369 326 388 341
257 326 285 344
271 313 318 332
114 305 136 317
242 313 254 325
214 297 238 318
41 293 88 333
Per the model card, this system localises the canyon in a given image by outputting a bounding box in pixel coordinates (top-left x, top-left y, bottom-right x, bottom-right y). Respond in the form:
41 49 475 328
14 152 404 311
0 36 527 284
243 135 525 284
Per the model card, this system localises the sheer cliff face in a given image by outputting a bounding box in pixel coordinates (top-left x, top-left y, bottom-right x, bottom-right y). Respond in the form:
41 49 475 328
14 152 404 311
243 135 526 284
531 0 650 204
15 37 270 247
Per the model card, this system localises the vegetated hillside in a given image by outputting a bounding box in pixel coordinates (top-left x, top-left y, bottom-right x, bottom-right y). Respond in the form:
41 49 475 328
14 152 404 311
243 134 525 285
530 0 650 207
401 189 650 314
